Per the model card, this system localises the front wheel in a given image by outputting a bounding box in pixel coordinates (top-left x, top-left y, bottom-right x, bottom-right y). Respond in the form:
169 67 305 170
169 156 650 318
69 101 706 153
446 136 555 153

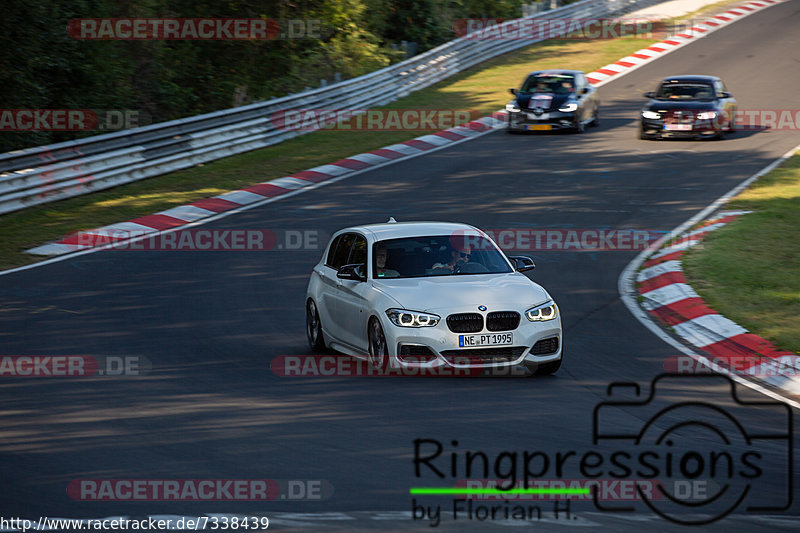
574 117 585 134
590 108 599 127
306 299 325 352
368 317 389 369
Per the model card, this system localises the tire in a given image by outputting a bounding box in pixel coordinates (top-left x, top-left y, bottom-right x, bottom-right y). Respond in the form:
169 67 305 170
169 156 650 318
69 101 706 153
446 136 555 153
368 317 389 369
639 127 650 140
306 299 326 352
526 358 562 376
590 108 599 127
574 117 585 134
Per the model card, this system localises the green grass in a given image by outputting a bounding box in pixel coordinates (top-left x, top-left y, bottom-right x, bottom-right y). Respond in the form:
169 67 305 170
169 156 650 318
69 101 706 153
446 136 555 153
0 35 661 270
682 154 800 354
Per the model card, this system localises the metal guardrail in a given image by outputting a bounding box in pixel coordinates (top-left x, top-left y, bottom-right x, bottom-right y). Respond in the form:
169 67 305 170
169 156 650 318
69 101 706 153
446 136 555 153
0 0 664 215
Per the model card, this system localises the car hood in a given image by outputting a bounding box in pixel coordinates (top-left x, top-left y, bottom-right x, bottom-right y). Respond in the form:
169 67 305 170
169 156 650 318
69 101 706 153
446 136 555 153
371 273 551 312
643 100 720 112
516 92 570 111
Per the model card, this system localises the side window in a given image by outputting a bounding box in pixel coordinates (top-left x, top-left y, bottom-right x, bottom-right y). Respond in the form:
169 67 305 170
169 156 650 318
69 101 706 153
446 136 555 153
714 80 725 96
325 236 342 267
328 233 355 270
348 235 367 267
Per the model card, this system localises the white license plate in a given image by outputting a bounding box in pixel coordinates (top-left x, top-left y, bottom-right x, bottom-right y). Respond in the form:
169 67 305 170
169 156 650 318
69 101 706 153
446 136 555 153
459 333 513 347
664 124 692 131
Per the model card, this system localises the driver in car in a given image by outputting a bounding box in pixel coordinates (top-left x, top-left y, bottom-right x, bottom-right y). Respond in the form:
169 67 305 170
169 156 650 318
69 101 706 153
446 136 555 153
432 245 471 272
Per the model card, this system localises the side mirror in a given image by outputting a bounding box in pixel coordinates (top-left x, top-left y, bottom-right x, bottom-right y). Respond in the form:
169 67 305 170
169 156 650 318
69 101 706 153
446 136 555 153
581 87 590 95
509 255 536 272
720 92 731 98
644 91 655 98
337 263 366 281
509 88 518 95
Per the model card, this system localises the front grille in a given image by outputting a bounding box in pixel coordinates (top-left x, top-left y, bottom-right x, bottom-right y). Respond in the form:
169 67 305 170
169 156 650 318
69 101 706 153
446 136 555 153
530 337 559 356
664 110 694 124
446 313 483 333
440 347 527 365
486 311 520 331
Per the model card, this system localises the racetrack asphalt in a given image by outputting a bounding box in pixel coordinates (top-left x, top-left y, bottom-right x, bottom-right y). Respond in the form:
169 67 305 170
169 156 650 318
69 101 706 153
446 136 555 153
1 1 799 530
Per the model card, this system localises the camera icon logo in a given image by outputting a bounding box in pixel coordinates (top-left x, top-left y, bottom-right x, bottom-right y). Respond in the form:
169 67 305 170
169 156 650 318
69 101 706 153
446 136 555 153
592 374 793 525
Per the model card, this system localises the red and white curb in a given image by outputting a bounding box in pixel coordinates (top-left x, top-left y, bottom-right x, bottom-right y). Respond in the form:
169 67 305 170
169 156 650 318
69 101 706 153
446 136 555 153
636 211 800 396
25 0 786 257
587 0 787 86
26 117 508 256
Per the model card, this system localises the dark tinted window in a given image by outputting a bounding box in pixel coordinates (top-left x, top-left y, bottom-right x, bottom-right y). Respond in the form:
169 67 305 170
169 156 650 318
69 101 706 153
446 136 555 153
327 233 355 269
326 235 342 267
521 74 575 94
371 235 513 279
348 235 367 267
655 82 715 100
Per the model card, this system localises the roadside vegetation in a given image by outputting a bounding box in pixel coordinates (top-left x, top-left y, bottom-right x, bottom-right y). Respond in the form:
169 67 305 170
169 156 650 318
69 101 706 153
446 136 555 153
682 154 800 353
0 0 550 153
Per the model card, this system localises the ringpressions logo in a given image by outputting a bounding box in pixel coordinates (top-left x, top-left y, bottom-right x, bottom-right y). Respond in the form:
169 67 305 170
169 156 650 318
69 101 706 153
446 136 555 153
411 374 793 526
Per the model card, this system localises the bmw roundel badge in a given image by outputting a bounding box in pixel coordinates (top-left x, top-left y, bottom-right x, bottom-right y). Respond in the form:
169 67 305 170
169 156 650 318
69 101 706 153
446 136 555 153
478 305 487 311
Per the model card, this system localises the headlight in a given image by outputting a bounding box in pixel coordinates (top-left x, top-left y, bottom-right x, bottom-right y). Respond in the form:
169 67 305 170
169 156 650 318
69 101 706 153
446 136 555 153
642 110 661 119
525 301 558 322
505 102 521 113
558 103 578 112
386 309 440 328
696 111 717 120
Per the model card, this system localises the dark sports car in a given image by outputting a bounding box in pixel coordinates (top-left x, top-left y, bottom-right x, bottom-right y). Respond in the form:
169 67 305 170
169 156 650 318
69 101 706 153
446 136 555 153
506 70 599 133
640 75 737 140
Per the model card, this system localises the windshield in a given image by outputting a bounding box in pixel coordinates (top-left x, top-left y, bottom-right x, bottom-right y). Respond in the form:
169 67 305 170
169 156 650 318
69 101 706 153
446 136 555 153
655 82 715 100
372 235 513 279
520 74 575 94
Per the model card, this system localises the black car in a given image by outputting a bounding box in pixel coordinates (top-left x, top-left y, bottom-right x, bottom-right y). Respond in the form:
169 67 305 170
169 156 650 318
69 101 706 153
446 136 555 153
640 75 737 140
506 70 599 133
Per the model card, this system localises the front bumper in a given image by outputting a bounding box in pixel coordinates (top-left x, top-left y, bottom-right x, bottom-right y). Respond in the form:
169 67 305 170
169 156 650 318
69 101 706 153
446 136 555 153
508 110 578 131
380 310 562 373
641 118 720 138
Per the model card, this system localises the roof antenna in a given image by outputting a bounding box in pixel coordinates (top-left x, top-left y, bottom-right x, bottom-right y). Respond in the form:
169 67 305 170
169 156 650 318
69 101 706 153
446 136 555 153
387 217 397 223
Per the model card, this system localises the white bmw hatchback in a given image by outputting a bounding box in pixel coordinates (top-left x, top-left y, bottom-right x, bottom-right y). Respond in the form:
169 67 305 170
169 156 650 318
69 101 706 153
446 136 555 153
305 220 562 375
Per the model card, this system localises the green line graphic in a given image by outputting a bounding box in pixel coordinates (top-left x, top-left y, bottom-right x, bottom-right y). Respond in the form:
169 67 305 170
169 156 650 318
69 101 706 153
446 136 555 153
410 487 590 496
